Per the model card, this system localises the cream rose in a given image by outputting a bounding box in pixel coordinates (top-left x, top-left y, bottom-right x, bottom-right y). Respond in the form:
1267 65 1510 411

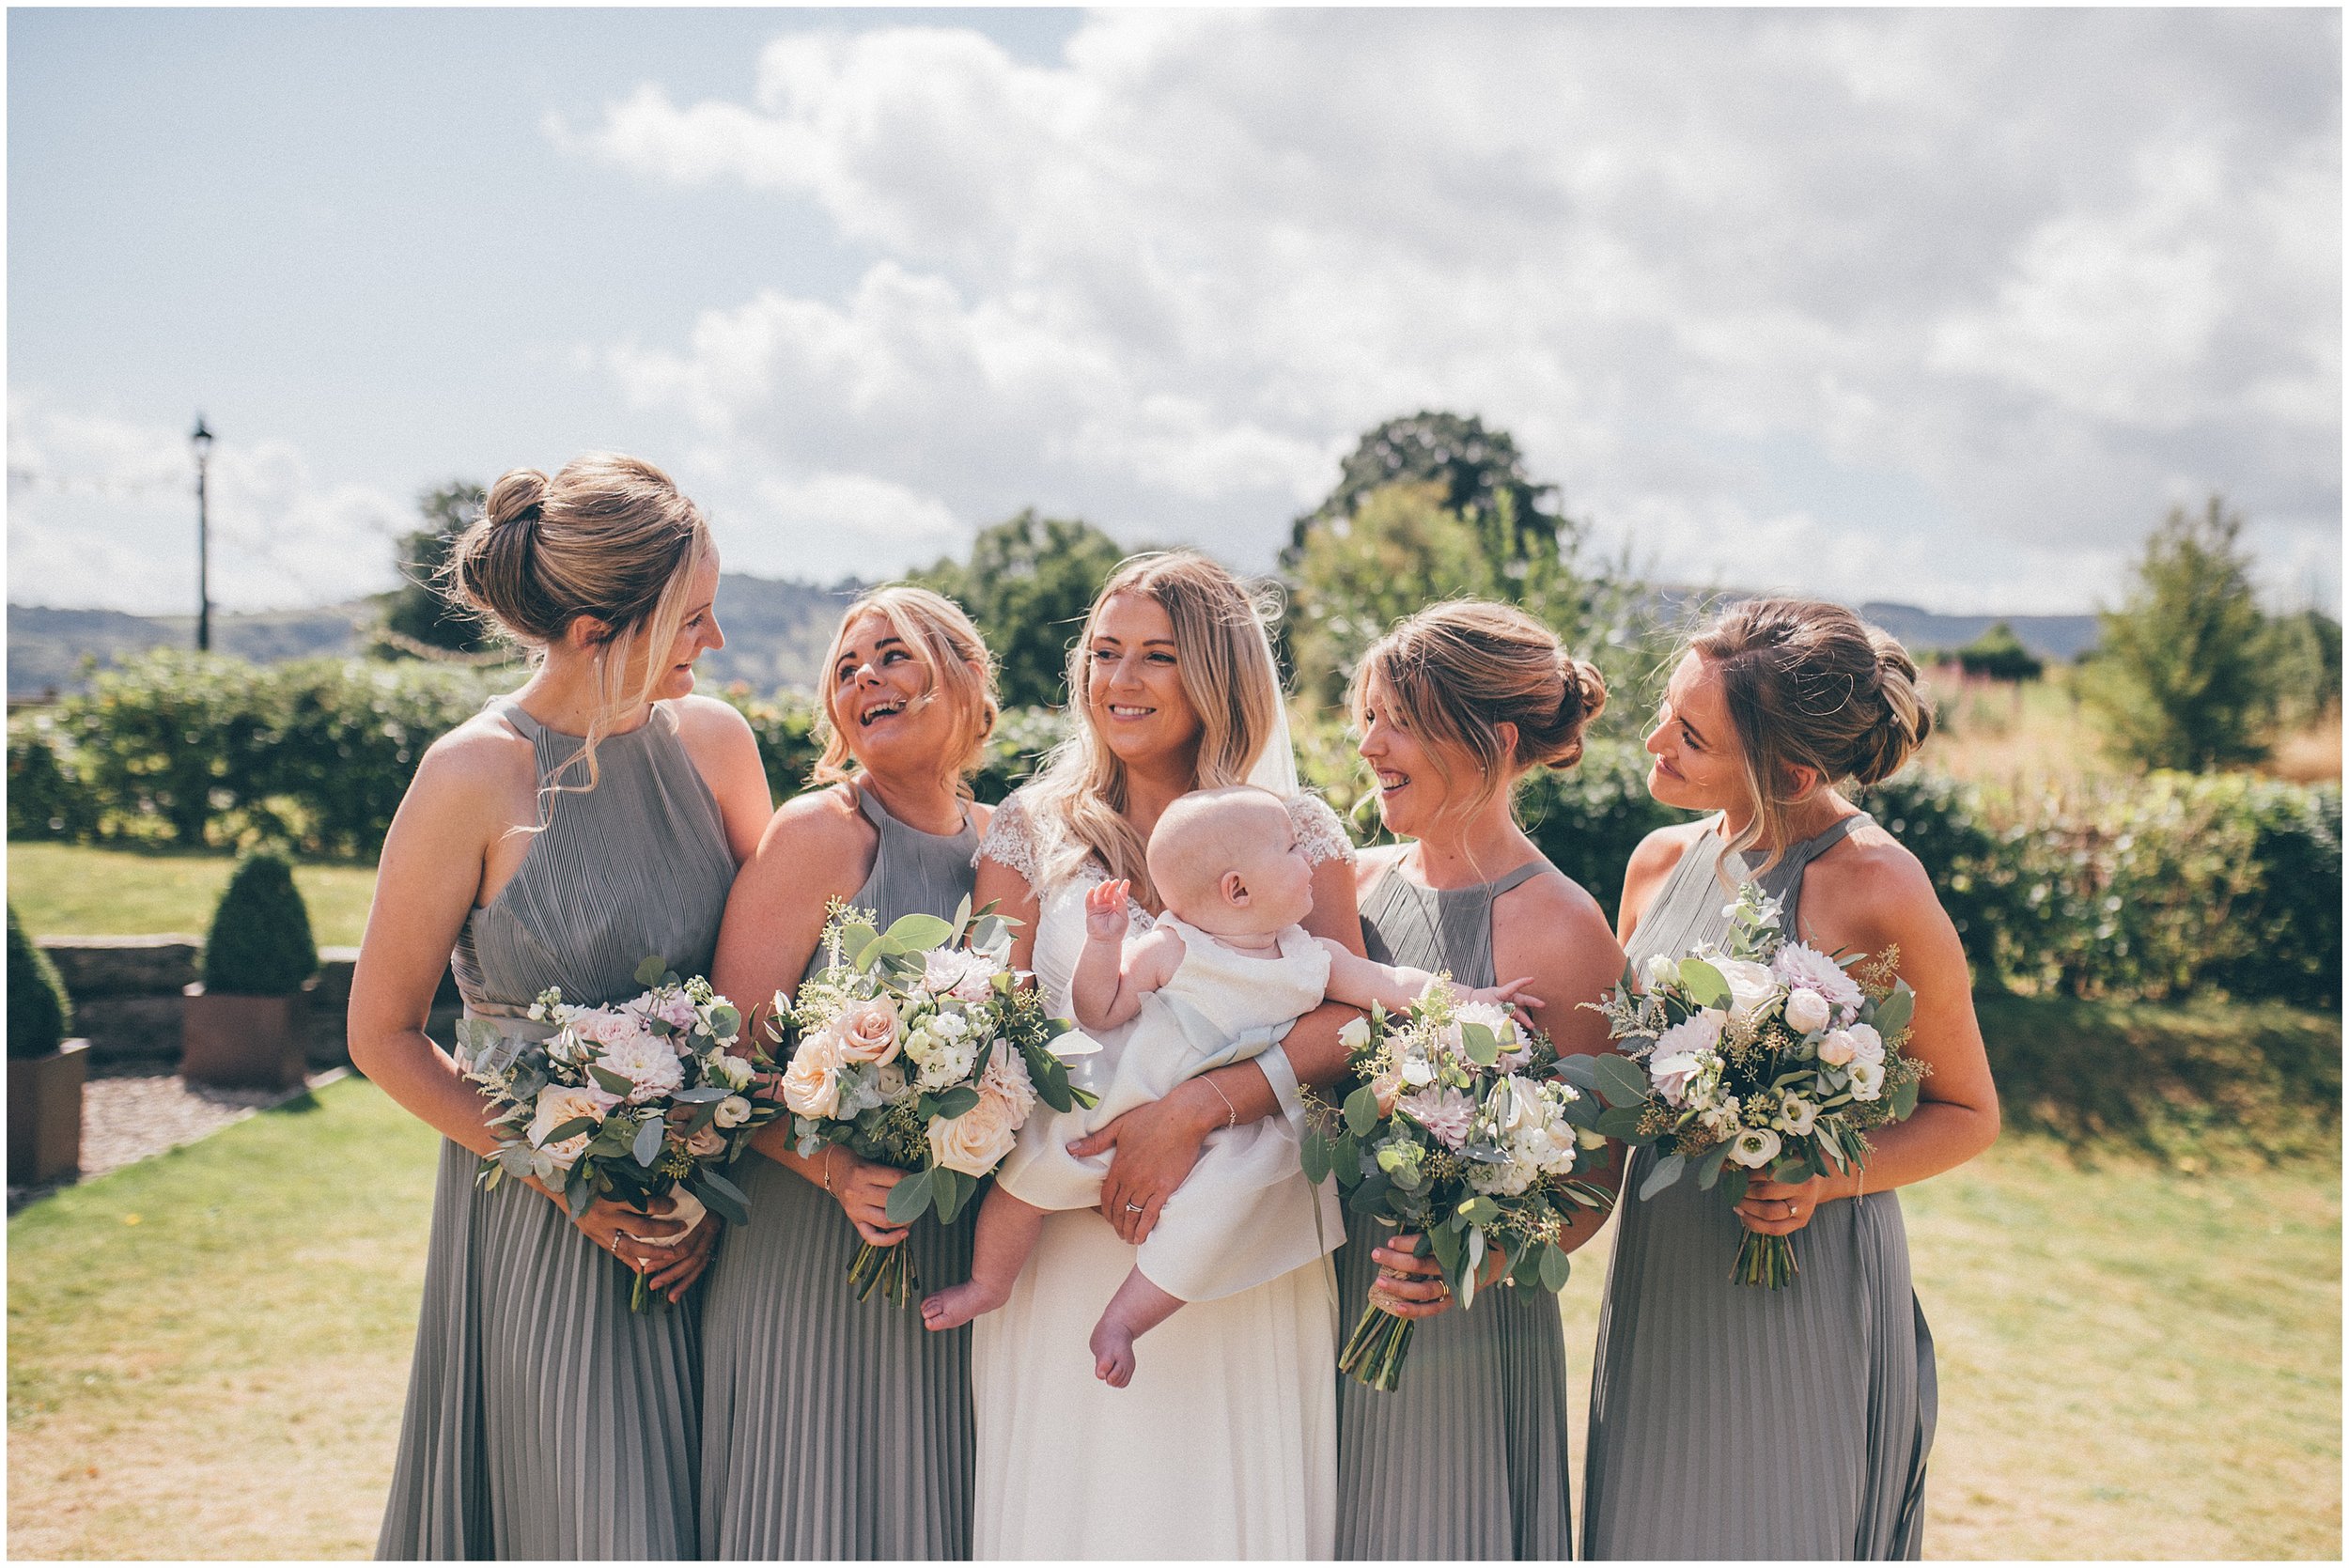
1844 1023 1886 1065
1337 1017 1373 1052
836 997 903 1065
527 1083 620 1168
1715 958 1778 1025
1783 986 1832 1036
781 1029 847 1118
927 1093 1019 1175
1817 1030 1858 1066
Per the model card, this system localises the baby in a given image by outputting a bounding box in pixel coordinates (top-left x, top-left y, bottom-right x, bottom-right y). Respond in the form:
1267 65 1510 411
921 785 1536 1386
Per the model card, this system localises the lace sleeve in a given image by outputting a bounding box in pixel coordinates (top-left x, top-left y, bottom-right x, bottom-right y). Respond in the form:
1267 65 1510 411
974 791 1040 885
1287 791 1357 867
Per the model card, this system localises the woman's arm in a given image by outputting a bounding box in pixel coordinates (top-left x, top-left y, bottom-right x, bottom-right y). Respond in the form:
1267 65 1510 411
708 786 912 1245
1736 838 2000 1236
673 694 776 863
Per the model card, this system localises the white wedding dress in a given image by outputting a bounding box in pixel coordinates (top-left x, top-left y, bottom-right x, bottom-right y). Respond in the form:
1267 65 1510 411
970 790 1346 1560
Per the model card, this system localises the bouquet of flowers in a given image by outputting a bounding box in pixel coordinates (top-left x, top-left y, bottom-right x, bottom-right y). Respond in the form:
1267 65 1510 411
1302 980 1613 1391
459 955 779 1311
1576 883 1928 1288
769 896 1096 1306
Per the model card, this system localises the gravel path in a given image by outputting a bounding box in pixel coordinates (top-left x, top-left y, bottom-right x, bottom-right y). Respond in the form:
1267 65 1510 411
8 1064 347 1212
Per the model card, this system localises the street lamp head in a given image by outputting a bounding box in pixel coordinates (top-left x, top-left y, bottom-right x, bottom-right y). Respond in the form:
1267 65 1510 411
191 415 213 455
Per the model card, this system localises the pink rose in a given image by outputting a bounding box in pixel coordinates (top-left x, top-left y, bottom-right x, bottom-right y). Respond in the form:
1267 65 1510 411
686 1126 727 1157
1370 1070 1403 1117
781 1028 847 1118
836 997 902 1065
926 1092 1020 1175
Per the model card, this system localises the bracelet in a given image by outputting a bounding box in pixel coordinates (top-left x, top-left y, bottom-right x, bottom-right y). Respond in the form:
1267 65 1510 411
820 1148 835 1196
1205 1076 1238 1131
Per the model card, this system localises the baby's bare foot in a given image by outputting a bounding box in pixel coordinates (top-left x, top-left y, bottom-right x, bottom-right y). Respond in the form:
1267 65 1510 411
1090 1316 1137 1388
922 1279 1005 1332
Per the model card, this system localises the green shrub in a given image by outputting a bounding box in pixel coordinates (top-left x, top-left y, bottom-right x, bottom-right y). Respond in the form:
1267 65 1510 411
8 904 72 1058
257 660 506 858
202 849 319 995
1860 771 2011 979
717 688 826 802
8 721 100 841
2192 778 2340 1011
974 706 1068 804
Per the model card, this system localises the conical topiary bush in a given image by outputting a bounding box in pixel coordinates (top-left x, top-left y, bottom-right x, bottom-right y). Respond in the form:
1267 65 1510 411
202 847 319 996
184 848 318 1090
9 902 87 1184
8 903 71 1059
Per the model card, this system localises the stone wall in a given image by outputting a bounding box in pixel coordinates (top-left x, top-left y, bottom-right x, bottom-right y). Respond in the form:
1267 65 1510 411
39 936 460 1069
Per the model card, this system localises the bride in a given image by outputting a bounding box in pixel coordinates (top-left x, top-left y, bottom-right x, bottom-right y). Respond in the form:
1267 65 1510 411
968 552 1361 1560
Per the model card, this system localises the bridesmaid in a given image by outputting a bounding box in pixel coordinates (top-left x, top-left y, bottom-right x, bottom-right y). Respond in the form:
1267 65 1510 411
1581 598 1999 1560
698 586 1000 1560
1333 600 1626 1560
354 455 771 1560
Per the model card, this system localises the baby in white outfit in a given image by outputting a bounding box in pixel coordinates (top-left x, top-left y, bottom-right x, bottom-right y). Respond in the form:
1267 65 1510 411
921 785 1535 1385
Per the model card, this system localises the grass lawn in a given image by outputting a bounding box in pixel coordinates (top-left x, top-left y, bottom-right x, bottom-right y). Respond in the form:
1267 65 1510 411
6 842 379 947
11 1060 2338 1560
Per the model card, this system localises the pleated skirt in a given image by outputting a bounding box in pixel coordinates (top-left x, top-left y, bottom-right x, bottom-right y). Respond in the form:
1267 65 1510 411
697 1151 975 1560
1582 1145 1937 1560
377 1139 702 1560
1331 1206 1577 1560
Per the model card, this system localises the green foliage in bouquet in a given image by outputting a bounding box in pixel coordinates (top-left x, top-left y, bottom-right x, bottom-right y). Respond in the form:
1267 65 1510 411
201 847 319 996
8 904 72 1059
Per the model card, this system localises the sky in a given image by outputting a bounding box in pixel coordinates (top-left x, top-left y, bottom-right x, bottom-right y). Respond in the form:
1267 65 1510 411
8 7 2340 617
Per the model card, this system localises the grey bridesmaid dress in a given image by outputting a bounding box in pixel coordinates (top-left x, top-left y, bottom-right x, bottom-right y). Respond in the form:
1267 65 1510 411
1335 859 1579 1560
1581 813 1937 1560
376 696 738 1560
697 783 979 1560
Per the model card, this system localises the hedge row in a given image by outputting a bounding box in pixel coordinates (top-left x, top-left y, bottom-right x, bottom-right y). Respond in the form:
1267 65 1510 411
9 650 2338 1008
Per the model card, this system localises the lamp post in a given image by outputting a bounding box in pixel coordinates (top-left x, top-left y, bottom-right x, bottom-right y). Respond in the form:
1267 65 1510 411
191 416 214 654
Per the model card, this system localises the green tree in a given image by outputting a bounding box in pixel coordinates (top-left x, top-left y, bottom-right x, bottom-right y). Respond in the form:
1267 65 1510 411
1956 622 2045 683
2262 607 2342 729
2086 496 2276 771
377 481 494 657
1287 481 1507 702
914 510 1129 708
1283 411 1570 572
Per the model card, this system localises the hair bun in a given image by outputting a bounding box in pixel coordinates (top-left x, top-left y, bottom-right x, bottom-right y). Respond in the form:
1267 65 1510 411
484 469 548 532
1853 629 1932 785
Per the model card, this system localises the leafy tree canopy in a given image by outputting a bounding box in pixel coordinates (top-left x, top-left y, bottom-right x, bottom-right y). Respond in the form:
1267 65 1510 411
1956 622 2045 683
2086 496 2277 771
377 481 494 658
914 509 1129 709
1284 411 1570 571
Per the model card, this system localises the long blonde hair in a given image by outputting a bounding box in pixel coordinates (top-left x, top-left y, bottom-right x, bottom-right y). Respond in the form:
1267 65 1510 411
1021 551 1283 906
811 585 999 797
449 453 712 799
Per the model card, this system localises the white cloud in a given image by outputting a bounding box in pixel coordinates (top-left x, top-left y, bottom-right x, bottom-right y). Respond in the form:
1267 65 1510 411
8 393 406 613
566 8 2340 610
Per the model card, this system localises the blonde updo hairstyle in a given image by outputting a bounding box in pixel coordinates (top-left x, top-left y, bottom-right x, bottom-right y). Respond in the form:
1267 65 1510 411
448 453 713 795
1688 597 1933 874
812 585 1000 797
1023 551 1283 908
1350 598 1608 831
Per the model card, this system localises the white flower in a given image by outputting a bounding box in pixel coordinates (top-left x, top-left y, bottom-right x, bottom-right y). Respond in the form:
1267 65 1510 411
1817 1030 1857 1066
914 1037 976 1093
1468 1157 1536 1197
872 1061 911 1103
922 948 978 996
1848 1060 1886 1100
1845 1023 1886 1065
927 1093 1019 1175
1714 958 1780 1025
1642 953 1680 990
930 1009 972 1043
1455 1001 1517 1045
1338 1017 1373 1051
597 1030 687 1105
708 1053 755 1092
713 1094 753 1128
1398 1051 1437 1089
781 1030 847 1117
527 1083 620 1167
1783 987 1832 1036
1726 1126 1783 1169
1772 942 1863 1015
1699 1094 1743 1138
1771 1095 1819 1137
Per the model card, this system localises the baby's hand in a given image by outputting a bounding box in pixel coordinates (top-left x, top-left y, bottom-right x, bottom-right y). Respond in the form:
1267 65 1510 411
1464 976 1547 1011
1084 879 1133 942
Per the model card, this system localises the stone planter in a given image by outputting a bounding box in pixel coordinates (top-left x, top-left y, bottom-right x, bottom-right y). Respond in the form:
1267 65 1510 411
181 979 318 1090
8 1039 91 1185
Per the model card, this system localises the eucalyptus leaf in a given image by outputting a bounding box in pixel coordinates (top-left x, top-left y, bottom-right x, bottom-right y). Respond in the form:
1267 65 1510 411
1678 957 1731 1009
631 1116 666 1169
1721 1167 1750 1204
1537 1242 1571 1292
1461 1021 1501 1067
1638 1150 1687 1201
1595 1105 1648 1141
588 1064 636 1098
1889 1076 1921 1119
539 1114 597 1146
934 1085 982 1120
697 1167 751 1225
1299 1130 1332 1187
1872 982 1914 1042
1696 1141 1732 1189
706 1003 740 1040
884 912 956 951
633 955 670 988
1555 1055 1600 1094
1593 1052 1652 1110
933 1167 971 1224
884 1168 935 1225
1344 1084 1380 1138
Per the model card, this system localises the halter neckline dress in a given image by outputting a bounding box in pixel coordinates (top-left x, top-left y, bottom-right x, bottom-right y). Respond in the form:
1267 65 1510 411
376 695 736 1560
1336 855 1579 1560
1582 812 1937 1560
697 781 982 1560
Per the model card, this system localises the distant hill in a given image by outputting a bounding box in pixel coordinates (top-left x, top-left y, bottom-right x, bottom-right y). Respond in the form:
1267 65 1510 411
1854 602 2099 663
8 573 863 701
